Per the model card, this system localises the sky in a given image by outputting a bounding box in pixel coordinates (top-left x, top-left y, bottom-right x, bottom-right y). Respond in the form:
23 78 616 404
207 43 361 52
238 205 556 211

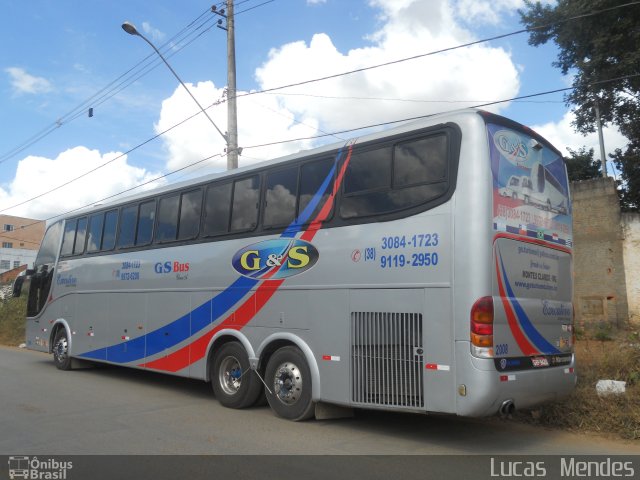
0 0 629 221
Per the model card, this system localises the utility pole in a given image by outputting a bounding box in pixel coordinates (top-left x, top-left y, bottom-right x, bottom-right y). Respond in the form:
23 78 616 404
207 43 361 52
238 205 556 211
214 2 239 170
226 0 239 170
594 99 608 178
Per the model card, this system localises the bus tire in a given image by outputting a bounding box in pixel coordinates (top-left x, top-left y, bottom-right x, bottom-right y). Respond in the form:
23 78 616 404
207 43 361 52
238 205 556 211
265 346 315 421
52 328 72 371
211 342 262 409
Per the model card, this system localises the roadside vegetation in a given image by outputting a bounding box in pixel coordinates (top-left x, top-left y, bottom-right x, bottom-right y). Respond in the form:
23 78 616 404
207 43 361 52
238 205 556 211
515 329 640 441
0 291 26 346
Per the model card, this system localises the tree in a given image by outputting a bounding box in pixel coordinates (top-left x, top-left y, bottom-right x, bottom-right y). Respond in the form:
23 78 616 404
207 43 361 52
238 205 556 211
564 147 601 182
520 0 640 211
611 146 640 211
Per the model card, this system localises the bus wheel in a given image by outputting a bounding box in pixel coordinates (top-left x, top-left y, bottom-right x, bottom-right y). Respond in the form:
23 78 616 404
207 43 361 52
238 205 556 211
211 342 262 409
52 329 72 370
265 346 314 421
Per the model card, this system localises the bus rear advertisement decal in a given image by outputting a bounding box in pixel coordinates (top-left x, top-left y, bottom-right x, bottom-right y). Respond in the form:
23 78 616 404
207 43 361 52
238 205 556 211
489 123 572 246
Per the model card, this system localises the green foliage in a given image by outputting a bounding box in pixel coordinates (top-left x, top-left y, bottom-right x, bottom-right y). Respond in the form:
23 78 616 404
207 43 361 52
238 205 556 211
611 146 640 212
0 294 27 346
520 0 640 212
564 147 602 182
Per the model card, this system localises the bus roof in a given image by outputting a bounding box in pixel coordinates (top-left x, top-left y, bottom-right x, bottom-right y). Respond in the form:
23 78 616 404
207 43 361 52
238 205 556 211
56 108 558 220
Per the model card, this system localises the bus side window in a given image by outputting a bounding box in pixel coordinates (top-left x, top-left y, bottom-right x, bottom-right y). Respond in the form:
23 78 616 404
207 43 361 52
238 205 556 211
60 219 78 257
393 134 447 187
118 205 138 248
136 200 156 246
203 182 232 236
178 189 202 240
298 157 334 222
264 167 298 228
73 217 88 255
87 213 105 253
102 210 118 251
230 176 260 232
156 194 180 243
343 147 391 195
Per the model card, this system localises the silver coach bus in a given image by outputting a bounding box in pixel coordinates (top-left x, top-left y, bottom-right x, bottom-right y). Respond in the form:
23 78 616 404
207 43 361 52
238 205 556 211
23 109 576 421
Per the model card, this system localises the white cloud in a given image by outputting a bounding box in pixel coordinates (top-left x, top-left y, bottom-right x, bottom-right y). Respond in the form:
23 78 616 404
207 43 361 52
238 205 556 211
155 82 319 172
307 0 327 4
254 0 520 133
141 22 166 43
0 147 164 219
5 67 53 95
453 0 524 25
532 110 628 160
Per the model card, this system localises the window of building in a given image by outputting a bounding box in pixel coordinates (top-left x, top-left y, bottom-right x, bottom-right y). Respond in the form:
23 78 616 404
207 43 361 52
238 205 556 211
2 242 13 248
3 224 14 232
13 261 20 269
0 260 10 270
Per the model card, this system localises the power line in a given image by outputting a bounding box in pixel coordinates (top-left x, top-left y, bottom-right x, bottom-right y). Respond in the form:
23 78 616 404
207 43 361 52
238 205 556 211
2 1 638 228
228 1 640 101
0 4 219 166
0 0 277 167
262 91 566 104
2 71 636 243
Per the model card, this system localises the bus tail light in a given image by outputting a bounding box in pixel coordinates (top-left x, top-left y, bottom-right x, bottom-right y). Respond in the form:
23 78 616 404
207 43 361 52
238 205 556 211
471 296 494 358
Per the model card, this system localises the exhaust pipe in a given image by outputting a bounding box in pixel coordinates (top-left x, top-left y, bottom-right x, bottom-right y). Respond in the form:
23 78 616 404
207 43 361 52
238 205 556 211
499 399 515 416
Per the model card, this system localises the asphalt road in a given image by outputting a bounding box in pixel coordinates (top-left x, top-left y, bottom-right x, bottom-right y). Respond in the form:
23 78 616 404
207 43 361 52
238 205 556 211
2 346 639 456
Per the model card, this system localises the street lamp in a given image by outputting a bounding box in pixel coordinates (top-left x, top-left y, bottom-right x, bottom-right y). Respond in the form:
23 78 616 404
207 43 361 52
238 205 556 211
121 21 231 164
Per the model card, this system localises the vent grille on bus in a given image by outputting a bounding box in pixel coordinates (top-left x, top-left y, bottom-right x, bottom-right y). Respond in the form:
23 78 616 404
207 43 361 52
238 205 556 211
351 312 424 409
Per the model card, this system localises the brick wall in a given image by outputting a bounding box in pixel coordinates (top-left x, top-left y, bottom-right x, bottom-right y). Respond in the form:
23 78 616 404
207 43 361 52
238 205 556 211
571 177 629 328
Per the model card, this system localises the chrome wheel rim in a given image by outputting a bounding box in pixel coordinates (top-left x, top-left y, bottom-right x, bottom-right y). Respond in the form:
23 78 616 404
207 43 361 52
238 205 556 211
273 361 302 405
219 356 243 395
54 336 68 363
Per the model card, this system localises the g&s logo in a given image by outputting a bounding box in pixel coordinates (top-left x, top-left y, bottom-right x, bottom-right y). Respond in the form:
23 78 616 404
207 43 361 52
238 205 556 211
493 129 529 166
232 239 319 280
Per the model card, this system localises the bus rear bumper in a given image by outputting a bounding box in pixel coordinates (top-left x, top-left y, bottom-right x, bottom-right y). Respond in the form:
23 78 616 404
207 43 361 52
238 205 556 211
455 341 577 417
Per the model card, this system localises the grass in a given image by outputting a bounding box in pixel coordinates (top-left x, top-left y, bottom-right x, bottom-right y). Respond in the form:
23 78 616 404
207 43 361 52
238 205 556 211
515 331 640 440
0 292 26 346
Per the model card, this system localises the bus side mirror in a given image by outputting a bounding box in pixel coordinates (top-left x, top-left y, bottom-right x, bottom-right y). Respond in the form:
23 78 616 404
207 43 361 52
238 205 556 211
25 269 35 276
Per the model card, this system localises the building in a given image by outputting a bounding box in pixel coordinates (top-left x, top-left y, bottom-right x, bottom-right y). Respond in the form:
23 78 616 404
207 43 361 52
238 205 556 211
571 177 639 329
0 214 46 276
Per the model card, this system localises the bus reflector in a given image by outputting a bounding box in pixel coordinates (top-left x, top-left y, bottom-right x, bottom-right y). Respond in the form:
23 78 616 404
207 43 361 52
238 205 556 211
471 296 494 358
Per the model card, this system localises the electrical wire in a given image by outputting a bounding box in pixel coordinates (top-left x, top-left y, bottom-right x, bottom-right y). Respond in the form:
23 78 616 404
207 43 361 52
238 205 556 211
1 1 638 234
1 71 636 244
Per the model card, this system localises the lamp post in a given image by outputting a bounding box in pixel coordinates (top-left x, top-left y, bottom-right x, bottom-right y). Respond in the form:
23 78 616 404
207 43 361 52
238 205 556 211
121 21 230 162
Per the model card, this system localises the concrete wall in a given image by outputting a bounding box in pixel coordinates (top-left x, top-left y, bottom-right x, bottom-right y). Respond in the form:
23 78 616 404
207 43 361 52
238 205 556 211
622 213 640 325
571 177 629 328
